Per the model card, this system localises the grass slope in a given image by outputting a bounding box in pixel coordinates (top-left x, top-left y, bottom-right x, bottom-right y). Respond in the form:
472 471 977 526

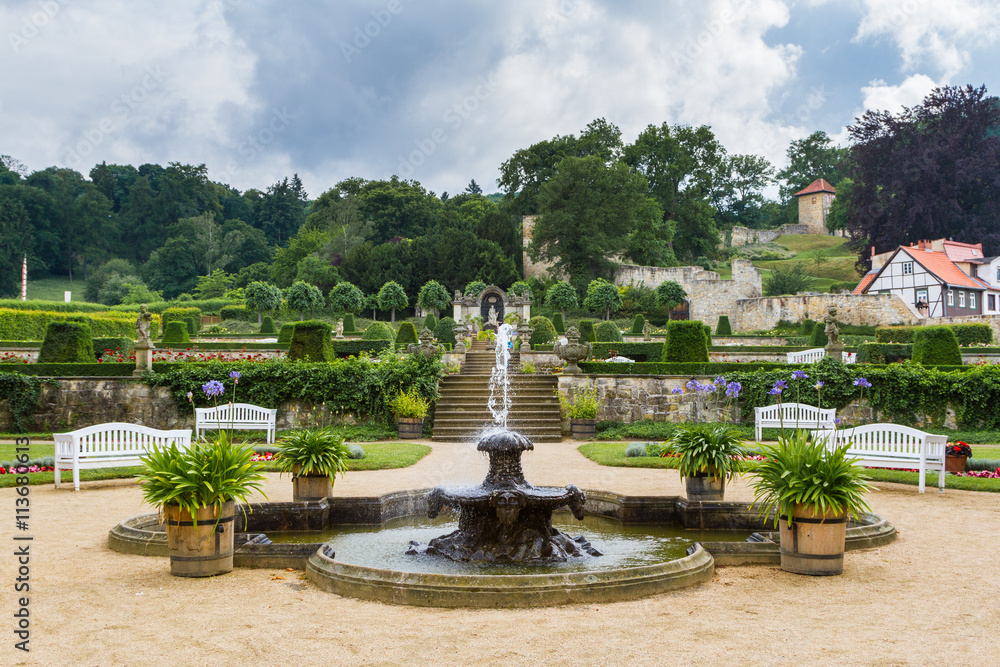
25 276 93 303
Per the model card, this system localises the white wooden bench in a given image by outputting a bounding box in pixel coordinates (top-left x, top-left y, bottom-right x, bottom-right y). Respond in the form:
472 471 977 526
196 402 277 443
54 423 192 491
811 424 947 493
755 402 836 441
786 348 857 364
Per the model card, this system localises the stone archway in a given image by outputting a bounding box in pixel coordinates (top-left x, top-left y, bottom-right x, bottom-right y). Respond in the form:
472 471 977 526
478 286 506 330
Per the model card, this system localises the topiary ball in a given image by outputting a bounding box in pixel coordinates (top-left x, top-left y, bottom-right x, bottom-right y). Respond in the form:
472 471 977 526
528 316 556 347
595 321 623 342
362 321 397 343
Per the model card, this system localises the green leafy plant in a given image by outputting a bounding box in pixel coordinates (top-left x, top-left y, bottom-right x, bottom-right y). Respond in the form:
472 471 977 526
671 424 746 481
276 427 350 480
477 329 496 342
520 361 536 374
137 432 267 526
631 314 645 335
749 430 873 528
559 386 600 420
595 321 623 342
389 386 430 419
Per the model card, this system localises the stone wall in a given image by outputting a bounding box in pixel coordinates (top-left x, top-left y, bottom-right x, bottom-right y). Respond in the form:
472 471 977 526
733 294 920 332
728 224 810 248
521 215 567 281
615 259 762 329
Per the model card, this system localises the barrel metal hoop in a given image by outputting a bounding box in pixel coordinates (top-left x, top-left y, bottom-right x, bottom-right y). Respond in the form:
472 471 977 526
779 548 843 560
778 514 847 525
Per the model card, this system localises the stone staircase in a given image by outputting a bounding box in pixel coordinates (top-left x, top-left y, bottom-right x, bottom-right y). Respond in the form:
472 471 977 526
432 340 563 442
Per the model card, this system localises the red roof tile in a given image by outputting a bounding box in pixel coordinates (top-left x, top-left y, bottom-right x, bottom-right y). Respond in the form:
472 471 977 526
901 247 983 290
793 178 837 197
853 271 877 294
942 240 984 262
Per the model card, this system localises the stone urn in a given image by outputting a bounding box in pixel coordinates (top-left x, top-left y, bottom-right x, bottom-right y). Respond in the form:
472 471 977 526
553 327 591 375
406 328 444 359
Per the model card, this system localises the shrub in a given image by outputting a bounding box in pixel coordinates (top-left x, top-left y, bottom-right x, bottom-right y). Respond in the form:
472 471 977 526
631 314 645 335
591 342 663 362
330 340 391 357
551 312 566 334
288 320 333 362
528 316 556 347
856 343 912 364
434 317 458 347
396 322 418 350
829 281 858 294
876 324 991 346
704 324 712 347
161 321 191 344
624 442 648 458
559 386 600 419
93 337 133 359
0 308 147 340
348 444 366 460
578 319 597 343
185 317 198 335
595 321 623 342
259 316 277 335
161 307 201 335
799 319 816 336
423 313 437 332
362 321 397 344
342 312 356 333
220 305 252 321
38 322 96 363
763 264 811 296
662 320 709 363
809 320 829 347
912 326 962 366
389 386 429 419
715 315 732 336
277 323 295 344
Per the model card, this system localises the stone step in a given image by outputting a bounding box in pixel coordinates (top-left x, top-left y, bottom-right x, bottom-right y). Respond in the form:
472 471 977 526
431 429 563 443
437 390 558 399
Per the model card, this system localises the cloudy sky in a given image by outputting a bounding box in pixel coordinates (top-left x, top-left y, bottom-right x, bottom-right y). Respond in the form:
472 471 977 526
2 0 999 198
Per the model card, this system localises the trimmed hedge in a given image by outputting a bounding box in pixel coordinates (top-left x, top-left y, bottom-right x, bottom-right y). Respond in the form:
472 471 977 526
434 317 458 347
809 321 829 347
528 316 556 346
591 342 663 362
0 299 116 313
0 308 145 339
799 319 815 335
161 321 191 344
185 317 198 335
38 322 96 363
160 307 201 335
715 315 732 336
595 321 623 342
362 321 396 343
581 361 803 375
551 313 565 335
704 324 712 347
423 314 437 332
578 319 597 343
110 299 236 316
288 320 333 362
155 342 288 350
330 340 392 357
631 314 645 335
277 323 295 344
93 337 133 359
912 326 962 365
220 305 252 321
857 343 912 364
396 322 418 350
259 316 277 335
663 320 709 363
877 323 993 346
343 313 356 333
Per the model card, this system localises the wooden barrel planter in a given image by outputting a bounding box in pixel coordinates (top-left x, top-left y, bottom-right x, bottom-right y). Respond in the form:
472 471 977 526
292 465 332 502
570 419 597 439
778 504 847 576
684 474 725 502
164 501 235 577
398 417 424 439
945 455 967 473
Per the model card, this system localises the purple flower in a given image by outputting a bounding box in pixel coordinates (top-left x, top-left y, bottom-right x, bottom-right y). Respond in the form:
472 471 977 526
701 384 716 393
774 380 788 389
715 376 726 386
202 380 225 398
767 387 783 396
685 379 698 391
229 370 241 382
792 370 808 380
814 381 824 390
671 387 683 395
186 391 193 402
853 377 872 389
725 381 742 398
835 417 842 425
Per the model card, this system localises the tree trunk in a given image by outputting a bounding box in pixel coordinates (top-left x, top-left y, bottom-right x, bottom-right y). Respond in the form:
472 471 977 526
391 308 396 324
299 311 304 321
257 309 262 326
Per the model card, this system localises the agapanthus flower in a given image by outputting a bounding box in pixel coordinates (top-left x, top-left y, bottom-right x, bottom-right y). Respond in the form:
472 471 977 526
715 376 726 386
671 387 683 395
229 370 241 382
685 379 699 391
853 377 872 388
792 370 808 380
774 379 788 389
725 381 742 398
186 391 193 402
202 380 225 398
814 381 824 390
767 387 783 396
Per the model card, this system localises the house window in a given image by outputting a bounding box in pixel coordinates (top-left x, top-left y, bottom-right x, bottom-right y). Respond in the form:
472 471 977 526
970 292 977 309
947 290 954 306
996 267 1000 283
959 291 966 308
915 289 928 304
902 262 913 275
990 295 996 311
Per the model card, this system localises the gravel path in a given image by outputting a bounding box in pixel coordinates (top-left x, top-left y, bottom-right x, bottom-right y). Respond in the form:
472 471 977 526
2 438 997 666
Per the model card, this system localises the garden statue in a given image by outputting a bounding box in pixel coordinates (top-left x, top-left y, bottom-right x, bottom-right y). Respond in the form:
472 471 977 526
642 321 653 341
487 304 499 329
553 326 591 375
335 318 345 339
135 304 152 347
518 324 534 352
824 306 844 358
407 327 444 359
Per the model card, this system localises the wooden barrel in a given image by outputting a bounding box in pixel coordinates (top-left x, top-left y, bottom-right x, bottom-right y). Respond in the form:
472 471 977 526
164 501 235 578
685 474 725 502
778 504 847 576
945 455 967 473
571 419 597 439
292 472 332 502
398 418 424 439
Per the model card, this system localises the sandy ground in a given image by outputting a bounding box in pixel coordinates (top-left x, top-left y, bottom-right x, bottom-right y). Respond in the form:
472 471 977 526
2 438 998 667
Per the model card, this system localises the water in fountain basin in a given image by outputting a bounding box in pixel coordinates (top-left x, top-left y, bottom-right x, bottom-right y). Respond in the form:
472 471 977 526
487 323 514 428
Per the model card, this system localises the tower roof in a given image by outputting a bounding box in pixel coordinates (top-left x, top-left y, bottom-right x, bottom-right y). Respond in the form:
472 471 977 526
793 178 837 197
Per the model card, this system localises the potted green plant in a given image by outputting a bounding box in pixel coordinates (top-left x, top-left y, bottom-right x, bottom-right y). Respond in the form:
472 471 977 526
945 441 972 473
138 433 267 577
672 424 746 501
276 427 350 501
750 430 873 576
390 387 429 439
559 386 600 439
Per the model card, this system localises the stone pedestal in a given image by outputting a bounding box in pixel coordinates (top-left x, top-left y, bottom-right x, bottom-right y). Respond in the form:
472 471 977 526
133 344 154 377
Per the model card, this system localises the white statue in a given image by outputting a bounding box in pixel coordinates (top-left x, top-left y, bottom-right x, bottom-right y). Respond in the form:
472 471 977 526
487 305 499 328
335 318 345 339
135 305 152 347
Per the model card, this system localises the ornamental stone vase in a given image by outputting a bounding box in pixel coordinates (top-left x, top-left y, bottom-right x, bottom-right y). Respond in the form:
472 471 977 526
554 327 591 375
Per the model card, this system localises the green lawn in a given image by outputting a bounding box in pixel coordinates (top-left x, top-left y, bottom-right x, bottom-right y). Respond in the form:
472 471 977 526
24 276 92 303
578 442 679 469
750 234 862 285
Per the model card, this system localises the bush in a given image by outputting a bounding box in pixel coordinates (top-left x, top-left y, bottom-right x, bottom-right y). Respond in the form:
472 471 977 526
348 444 366 460
763 264 812 296
809 321 829 347
342 312 356 333
528 316 557 347
715 315 732 336
220 305 252 321
551 312 566 334
856 342 912 364
578 319 597 343
829 281 858 294
259 316 276 334
595 321 623 342
662 320 709 363
704 324 712 347
592 342 663 362
277 323 295 344
624 442 649 458
185 317 198 335
799 319 816 336
362 321 397 344
160 307 201 335
912 326 962 365
876 324 992 346
38 322 96 363
396 322 418 350
423 313 437 332
434 317 458 347
0 308 145 340
330 340 391 358
631 314 645 335
288 320 333 362
161 321 191 344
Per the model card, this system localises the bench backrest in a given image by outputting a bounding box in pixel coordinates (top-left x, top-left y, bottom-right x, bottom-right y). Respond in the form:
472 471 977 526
54 423 191 457
786 348 826 364
812 424 947 460
196 403 276 423
755 402 836 423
